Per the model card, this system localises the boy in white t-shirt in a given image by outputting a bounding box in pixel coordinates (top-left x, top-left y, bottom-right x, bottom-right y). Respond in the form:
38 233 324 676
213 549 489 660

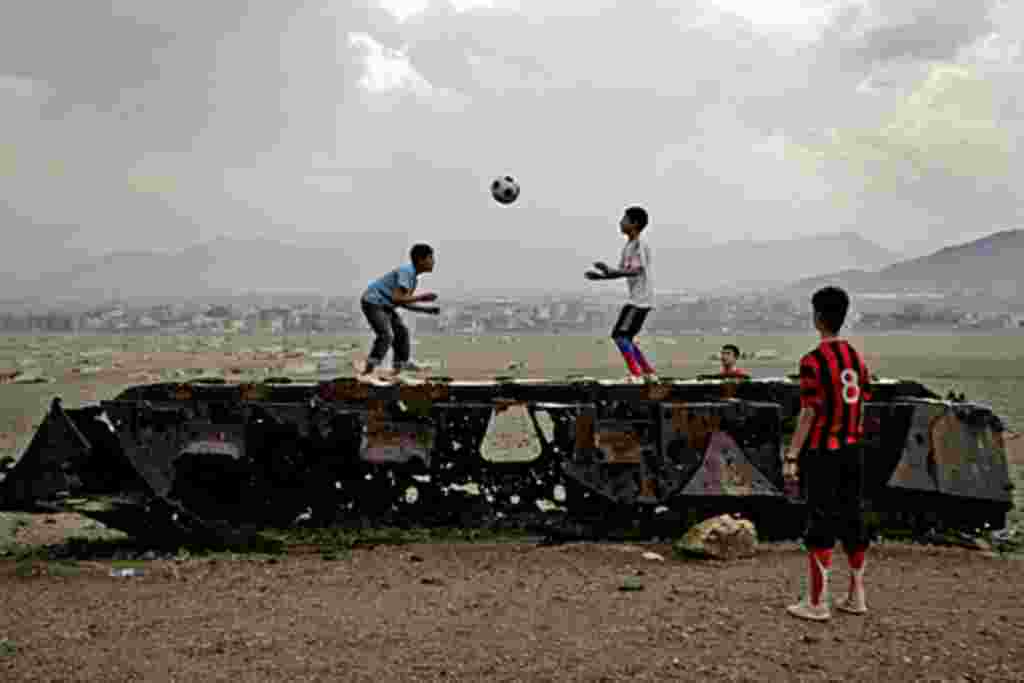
586 206 657 383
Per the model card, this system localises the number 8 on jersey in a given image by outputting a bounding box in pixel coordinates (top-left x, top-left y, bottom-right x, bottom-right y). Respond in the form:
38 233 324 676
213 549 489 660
840 368 860 405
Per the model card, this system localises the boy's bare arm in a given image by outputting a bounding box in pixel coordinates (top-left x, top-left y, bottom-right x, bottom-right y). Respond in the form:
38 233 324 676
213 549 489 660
594 267 642 279
390 287 437 305
589 262 641 280
401 303 441 315
784 406 817 462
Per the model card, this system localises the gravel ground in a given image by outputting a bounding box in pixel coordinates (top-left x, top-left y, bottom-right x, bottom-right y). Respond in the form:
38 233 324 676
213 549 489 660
2 520 1023 683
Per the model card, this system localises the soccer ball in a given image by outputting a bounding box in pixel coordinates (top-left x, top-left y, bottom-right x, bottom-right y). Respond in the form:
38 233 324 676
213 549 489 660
490 175 520 205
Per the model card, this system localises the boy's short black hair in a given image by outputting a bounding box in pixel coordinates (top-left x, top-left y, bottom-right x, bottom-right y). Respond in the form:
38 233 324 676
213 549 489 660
410 243 434 263
812 286 850 334
624 206 649 230
722 344 740 356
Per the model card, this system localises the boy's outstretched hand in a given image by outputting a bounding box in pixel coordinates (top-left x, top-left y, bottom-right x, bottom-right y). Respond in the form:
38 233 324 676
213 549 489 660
404 304 441 315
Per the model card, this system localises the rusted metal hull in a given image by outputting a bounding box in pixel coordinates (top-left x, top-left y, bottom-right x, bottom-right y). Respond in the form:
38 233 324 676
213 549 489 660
0 376 1014 545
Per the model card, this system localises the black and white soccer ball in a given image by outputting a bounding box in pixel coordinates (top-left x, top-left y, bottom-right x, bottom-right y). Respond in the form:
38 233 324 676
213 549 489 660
490 175 520 205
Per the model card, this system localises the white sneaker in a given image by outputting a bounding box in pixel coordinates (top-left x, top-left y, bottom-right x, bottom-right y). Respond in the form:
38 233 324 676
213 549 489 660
786 599 831 621
358 373 392 386
835 593 867 615
397 361 429 373
351 359 378 377
788 552 833 621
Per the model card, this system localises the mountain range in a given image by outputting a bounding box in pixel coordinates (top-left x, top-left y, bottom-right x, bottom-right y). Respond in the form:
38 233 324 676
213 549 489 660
1 228 1020 306
788 229 1024 301
669 231 902 293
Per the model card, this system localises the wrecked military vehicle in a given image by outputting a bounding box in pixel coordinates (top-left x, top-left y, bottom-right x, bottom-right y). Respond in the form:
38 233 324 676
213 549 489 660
0 375 1014 546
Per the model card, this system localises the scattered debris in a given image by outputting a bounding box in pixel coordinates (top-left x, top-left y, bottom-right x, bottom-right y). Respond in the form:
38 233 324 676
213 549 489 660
110 567 145 578
920 528 993 551
618 576 644 592
12 374 55 384
0 513 28 555
80 348 115 358
48 561 82 578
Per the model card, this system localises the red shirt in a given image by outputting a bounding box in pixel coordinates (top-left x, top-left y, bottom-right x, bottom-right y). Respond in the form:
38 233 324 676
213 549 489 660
720 367 750 378
799 339 871 450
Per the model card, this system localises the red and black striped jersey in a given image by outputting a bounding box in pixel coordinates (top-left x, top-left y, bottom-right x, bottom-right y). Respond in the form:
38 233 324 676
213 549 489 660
799 339 872 450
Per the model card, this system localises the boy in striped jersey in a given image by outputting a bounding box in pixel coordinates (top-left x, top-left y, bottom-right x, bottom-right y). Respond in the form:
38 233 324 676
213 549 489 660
784 286 872 622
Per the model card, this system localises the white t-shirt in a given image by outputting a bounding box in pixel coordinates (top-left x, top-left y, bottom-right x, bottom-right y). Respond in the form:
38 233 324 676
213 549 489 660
619 237 653 308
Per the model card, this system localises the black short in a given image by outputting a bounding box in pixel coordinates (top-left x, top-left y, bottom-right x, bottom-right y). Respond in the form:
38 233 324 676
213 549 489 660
802 443 871 552
611 305 650 339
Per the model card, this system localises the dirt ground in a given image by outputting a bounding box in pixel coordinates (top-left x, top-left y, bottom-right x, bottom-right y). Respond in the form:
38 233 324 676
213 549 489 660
1 515 1023 683
2 348 1023 681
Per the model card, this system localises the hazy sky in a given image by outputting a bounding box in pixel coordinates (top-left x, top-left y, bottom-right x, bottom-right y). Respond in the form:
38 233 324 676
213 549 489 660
1 0 1021 281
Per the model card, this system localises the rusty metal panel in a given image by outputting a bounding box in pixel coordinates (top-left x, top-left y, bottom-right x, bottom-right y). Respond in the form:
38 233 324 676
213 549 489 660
562 461 645 504
660 402 781 497
679 430 782 497
573 409 651 466
574 408 596 452
239 382 273 402
929 408 1011 503
885 402 1012 503
661 403 723 454
886 404 940 494
0 399 91 503
482 401 541 463
360 402 434 466
572 407 654 465
596 422 649 465
179 424 246 461
322 378 372 401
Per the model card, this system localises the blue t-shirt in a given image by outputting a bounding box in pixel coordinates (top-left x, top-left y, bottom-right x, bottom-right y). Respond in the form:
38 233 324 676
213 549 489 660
362 263 418 306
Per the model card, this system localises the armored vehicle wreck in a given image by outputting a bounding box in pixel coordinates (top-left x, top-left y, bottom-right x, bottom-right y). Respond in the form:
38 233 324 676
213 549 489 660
0 375 1014 546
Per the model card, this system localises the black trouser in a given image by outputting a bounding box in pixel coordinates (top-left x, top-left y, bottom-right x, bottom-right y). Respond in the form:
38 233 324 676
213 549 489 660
361 300 410 370
609 305 654 374
802 443 871 552
610 304 650 340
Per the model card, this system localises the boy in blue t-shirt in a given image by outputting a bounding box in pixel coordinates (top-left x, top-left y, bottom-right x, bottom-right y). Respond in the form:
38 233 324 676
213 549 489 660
356 243 438 378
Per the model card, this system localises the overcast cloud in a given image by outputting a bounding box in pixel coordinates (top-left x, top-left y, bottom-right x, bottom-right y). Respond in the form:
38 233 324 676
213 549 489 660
1 0 1021 293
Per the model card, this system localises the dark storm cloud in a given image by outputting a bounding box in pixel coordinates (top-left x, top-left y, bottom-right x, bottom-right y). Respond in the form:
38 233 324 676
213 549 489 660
831 1 998 67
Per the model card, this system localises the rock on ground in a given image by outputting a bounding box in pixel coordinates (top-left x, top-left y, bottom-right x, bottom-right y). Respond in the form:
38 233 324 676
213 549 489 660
674 514 758 560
